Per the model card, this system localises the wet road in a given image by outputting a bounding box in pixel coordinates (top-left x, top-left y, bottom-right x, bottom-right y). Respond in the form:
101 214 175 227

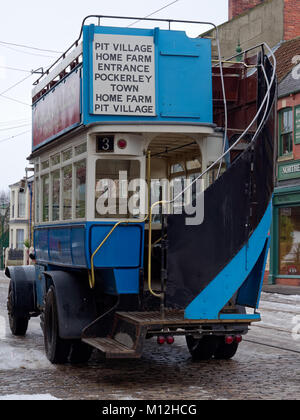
0 271 299 400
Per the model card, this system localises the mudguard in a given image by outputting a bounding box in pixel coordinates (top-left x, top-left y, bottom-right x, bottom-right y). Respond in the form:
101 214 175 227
44 271 97 339
5 266 37 318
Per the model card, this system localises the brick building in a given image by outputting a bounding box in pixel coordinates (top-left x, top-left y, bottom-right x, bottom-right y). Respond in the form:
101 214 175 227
205 0 300 59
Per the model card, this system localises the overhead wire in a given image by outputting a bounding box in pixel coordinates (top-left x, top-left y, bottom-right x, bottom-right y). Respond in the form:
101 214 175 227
0 40 63 54
0 130 31 144
127 0 180 27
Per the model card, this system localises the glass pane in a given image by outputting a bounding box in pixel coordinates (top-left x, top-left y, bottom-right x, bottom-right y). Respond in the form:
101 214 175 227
75 143 87 156
42 175 49 222
171 163 185 174
186 158 201 171
95 159 140 218
279 206 300 275
52 170 60 221
281 133 293 155
63 165 72 220
35 178 39 223
18 192 26 218
282 109 293 133
63 148 72 162
41 160 49 170
75 160 86 219
16 229 24 250
51 153 61 166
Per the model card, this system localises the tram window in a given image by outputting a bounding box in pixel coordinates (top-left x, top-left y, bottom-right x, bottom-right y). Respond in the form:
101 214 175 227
52 170 60 221
75 160 86 219
186 158 201 171
63 165 72 220
42 175 49 222
41 160 49 170
95 159 140 219
170 163 185 174
75 143 87 156
35 178 39 223
51 153 60 166
63 148 73 162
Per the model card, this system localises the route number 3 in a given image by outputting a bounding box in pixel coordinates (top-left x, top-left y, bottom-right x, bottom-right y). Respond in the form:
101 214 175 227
96 135 114 153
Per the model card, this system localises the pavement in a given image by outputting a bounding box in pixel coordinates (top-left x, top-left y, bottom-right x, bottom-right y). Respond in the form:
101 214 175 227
262 284 300 296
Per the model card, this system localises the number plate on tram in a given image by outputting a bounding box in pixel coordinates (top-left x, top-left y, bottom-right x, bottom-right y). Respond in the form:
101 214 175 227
96 135 114 152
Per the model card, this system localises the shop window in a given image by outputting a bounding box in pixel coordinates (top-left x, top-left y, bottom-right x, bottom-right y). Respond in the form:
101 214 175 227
75 160 86 219
51 170 60 221
279 206 300 275
279 108 293 157
63 165 72 220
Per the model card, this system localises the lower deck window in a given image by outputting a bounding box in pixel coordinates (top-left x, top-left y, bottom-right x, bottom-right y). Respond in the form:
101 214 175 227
95 159 140 218
75 160 86 218
63 165 72 220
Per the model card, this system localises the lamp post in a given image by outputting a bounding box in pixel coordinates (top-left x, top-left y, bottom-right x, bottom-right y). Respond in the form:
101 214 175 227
0 203 8 269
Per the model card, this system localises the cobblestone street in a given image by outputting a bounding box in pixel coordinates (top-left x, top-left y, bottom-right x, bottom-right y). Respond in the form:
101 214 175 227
0 272 299 400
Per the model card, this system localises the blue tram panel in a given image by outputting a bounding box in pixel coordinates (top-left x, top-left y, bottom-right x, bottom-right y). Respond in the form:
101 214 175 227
32 25 213 152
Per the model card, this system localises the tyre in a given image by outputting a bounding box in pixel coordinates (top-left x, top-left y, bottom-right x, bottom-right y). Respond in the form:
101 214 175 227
69 341 93 364
186 335 219 360
214 337 239 360
44 286 72 364
7 282 29 336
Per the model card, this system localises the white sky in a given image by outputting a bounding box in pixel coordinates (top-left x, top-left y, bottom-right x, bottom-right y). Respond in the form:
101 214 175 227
0 0 228 191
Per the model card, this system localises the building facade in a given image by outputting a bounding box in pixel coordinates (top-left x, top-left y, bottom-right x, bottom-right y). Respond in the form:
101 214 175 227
6 175 34 266
205 0 300 59
269 68 300 286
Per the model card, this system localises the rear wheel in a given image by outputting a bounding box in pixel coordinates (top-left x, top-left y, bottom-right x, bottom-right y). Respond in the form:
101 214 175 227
214 338 239 360
186 335 219 360
44 286 71 364
69 341 93 364
7 282 29 336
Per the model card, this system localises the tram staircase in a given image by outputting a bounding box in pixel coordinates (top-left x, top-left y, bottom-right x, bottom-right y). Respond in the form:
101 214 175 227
83 48 276 359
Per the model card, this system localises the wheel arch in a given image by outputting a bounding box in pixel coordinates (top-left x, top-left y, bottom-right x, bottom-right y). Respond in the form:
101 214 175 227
5 265 37 318
43 271 97 340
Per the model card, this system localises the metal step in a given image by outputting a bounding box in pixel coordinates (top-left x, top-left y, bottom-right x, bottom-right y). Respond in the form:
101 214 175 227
82 337 140 359
115 310 257 326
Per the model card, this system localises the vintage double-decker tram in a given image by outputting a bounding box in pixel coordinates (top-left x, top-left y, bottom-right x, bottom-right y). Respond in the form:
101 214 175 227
6 16 276 363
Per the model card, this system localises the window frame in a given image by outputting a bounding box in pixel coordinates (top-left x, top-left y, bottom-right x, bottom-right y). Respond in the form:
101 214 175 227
278 107 293 158
34 140 87 224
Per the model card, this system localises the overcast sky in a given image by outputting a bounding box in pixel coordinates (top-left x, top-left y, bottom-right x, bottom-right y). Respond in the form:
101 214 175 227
0 0 228 192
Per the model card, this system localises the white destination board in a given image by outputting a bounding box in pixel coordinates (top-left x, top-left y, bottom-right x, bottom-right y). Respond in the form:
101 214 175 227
93 34 156 116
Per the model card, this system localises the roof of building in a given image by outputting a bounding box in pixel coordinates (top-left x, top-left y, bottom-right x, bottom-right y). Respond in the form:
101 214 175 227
274 36 300 82
278 67 300 98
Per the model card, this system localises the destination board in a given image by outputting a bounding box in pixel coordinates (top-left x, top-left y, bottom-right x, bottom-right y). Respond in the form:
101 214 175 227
92 34 156 116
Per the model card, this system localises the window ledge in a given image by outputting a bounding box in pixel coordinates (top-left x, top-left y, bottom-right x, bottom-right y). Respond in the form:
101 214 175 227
278 153 294 162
